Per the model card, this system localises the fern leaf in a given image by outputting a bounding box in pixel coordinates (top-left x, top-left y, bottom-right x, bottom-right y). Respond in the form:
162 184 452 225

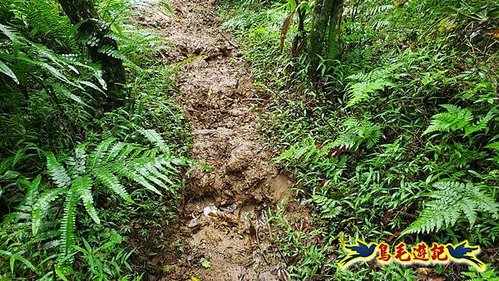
53 84 88 107
72 143 88 176
467 184 498 216
403 181 498 235
461 198 477 226
119 165 162 195
136 165 167 190
93 167 133 203
14 176 42 224
46 152 71 188
60 186 78 256
115 143 142 160
0 23 20 47
76 80 103 94
143 159 175 191
74 176 100 224
332 118 382 150
88 138 116 169
464 110 495 136
275 137 316 163
36 61 78 88
32 188 64 235
312 194 342 219
140 128 170 154
485 141 499 150
423 104 473 135
151 159 175 184
112 162 161 195
105 142 127 162
347 78 393 107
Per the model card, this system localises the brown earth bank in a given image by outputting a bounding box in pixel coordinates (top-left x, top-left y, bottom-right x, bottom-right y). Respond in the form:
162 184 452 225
133 1 297 280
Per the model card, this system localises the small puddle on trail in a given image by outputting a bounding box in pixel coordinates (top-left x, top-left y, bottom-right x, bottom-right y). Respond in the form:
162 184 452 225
134 0 296 280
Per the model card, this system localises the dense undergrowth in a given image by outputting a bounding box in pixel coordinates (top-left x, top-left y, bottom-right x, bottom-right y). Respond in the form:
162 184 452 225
221 0 498 280
0 0 190 279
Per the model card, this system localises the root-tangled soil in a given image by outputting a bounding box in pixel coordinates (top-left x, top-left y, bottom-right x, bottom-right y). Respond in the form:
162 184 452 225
136 1 294 280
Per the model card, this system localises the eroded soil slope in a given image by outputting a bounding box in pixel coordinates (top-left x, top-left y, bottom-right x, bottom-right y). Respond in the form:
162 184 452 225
136 1 293 280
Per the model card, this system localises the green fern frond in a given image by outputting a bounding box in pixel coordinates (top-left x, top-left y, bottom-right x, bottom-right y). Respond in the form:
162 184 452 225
88 138 117 169
485 141 499 150
149 158 175 184
424 105 495 136
42 136 184 262
137 158 175 189
464 109 495 136
134 157 168 187
105 142 127 162
46 152 71 188
60 185 78 256
365 4 395 17
346 66 395 107
312 194 342 219
74 176 100 224
71 143 88 176
16 176 42 217
23 0 79 51
93 167 133 203
32 188 64 236
423 104 473 135
347 78 393 107
332 118 382 150
0 23 20 47
0 21 98 106
140 128 170 154
274 137 316 163
114 142 143 161
402 181 498 235
113 163 162 195
87 137 181 198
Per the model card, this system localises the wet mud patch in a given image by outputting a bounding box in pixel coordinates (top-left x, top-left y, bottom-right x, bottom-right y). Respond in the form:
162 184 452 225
133 0 296 280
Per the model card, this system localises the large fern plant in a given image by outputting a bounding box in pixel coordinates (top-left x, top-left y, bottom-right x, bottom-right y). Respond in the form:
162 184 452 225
345 67 395 107
402 181 498 235
0 22 105 105
423 104 496 136
329 117 382 150
42 131 184 257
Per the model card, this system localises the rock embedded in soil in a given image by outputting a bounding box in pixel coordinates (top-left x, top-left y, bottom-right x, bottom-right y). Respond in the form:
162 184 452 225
226 145 255 173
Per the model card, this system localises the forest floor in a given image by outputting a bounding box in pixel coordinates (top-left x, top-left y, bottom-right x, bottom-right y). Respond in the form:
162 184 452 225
136 1 297 280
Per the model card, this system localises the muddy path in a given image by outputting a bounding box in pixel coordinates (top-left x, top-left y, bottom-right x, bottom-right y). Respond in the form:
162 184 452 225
136 1 294 280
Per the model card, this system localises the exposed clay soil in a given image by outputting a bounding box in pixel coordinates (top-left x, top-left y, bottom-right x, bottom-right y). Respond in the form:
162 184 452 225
135 1 294 280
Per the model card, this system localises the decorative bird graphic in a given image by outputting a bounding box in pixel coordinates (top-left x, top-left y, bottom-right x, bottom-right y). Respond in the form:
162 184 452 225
338 240 377 269
446 241 485 271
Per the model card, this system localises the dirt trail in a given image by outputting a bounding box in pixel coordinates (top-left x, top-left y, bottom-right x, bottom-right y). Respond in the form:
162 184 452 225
136 1 293 280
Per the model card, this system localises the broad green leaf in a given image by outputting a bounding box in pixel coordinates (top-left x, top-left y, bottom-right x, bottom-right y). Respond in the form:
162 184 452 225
0 61 18 84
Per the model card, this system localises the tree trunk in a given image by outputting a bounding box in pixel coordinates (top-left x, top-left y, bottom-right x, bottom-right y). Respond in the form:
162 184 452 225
57 0 126 109
308 0 344 85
